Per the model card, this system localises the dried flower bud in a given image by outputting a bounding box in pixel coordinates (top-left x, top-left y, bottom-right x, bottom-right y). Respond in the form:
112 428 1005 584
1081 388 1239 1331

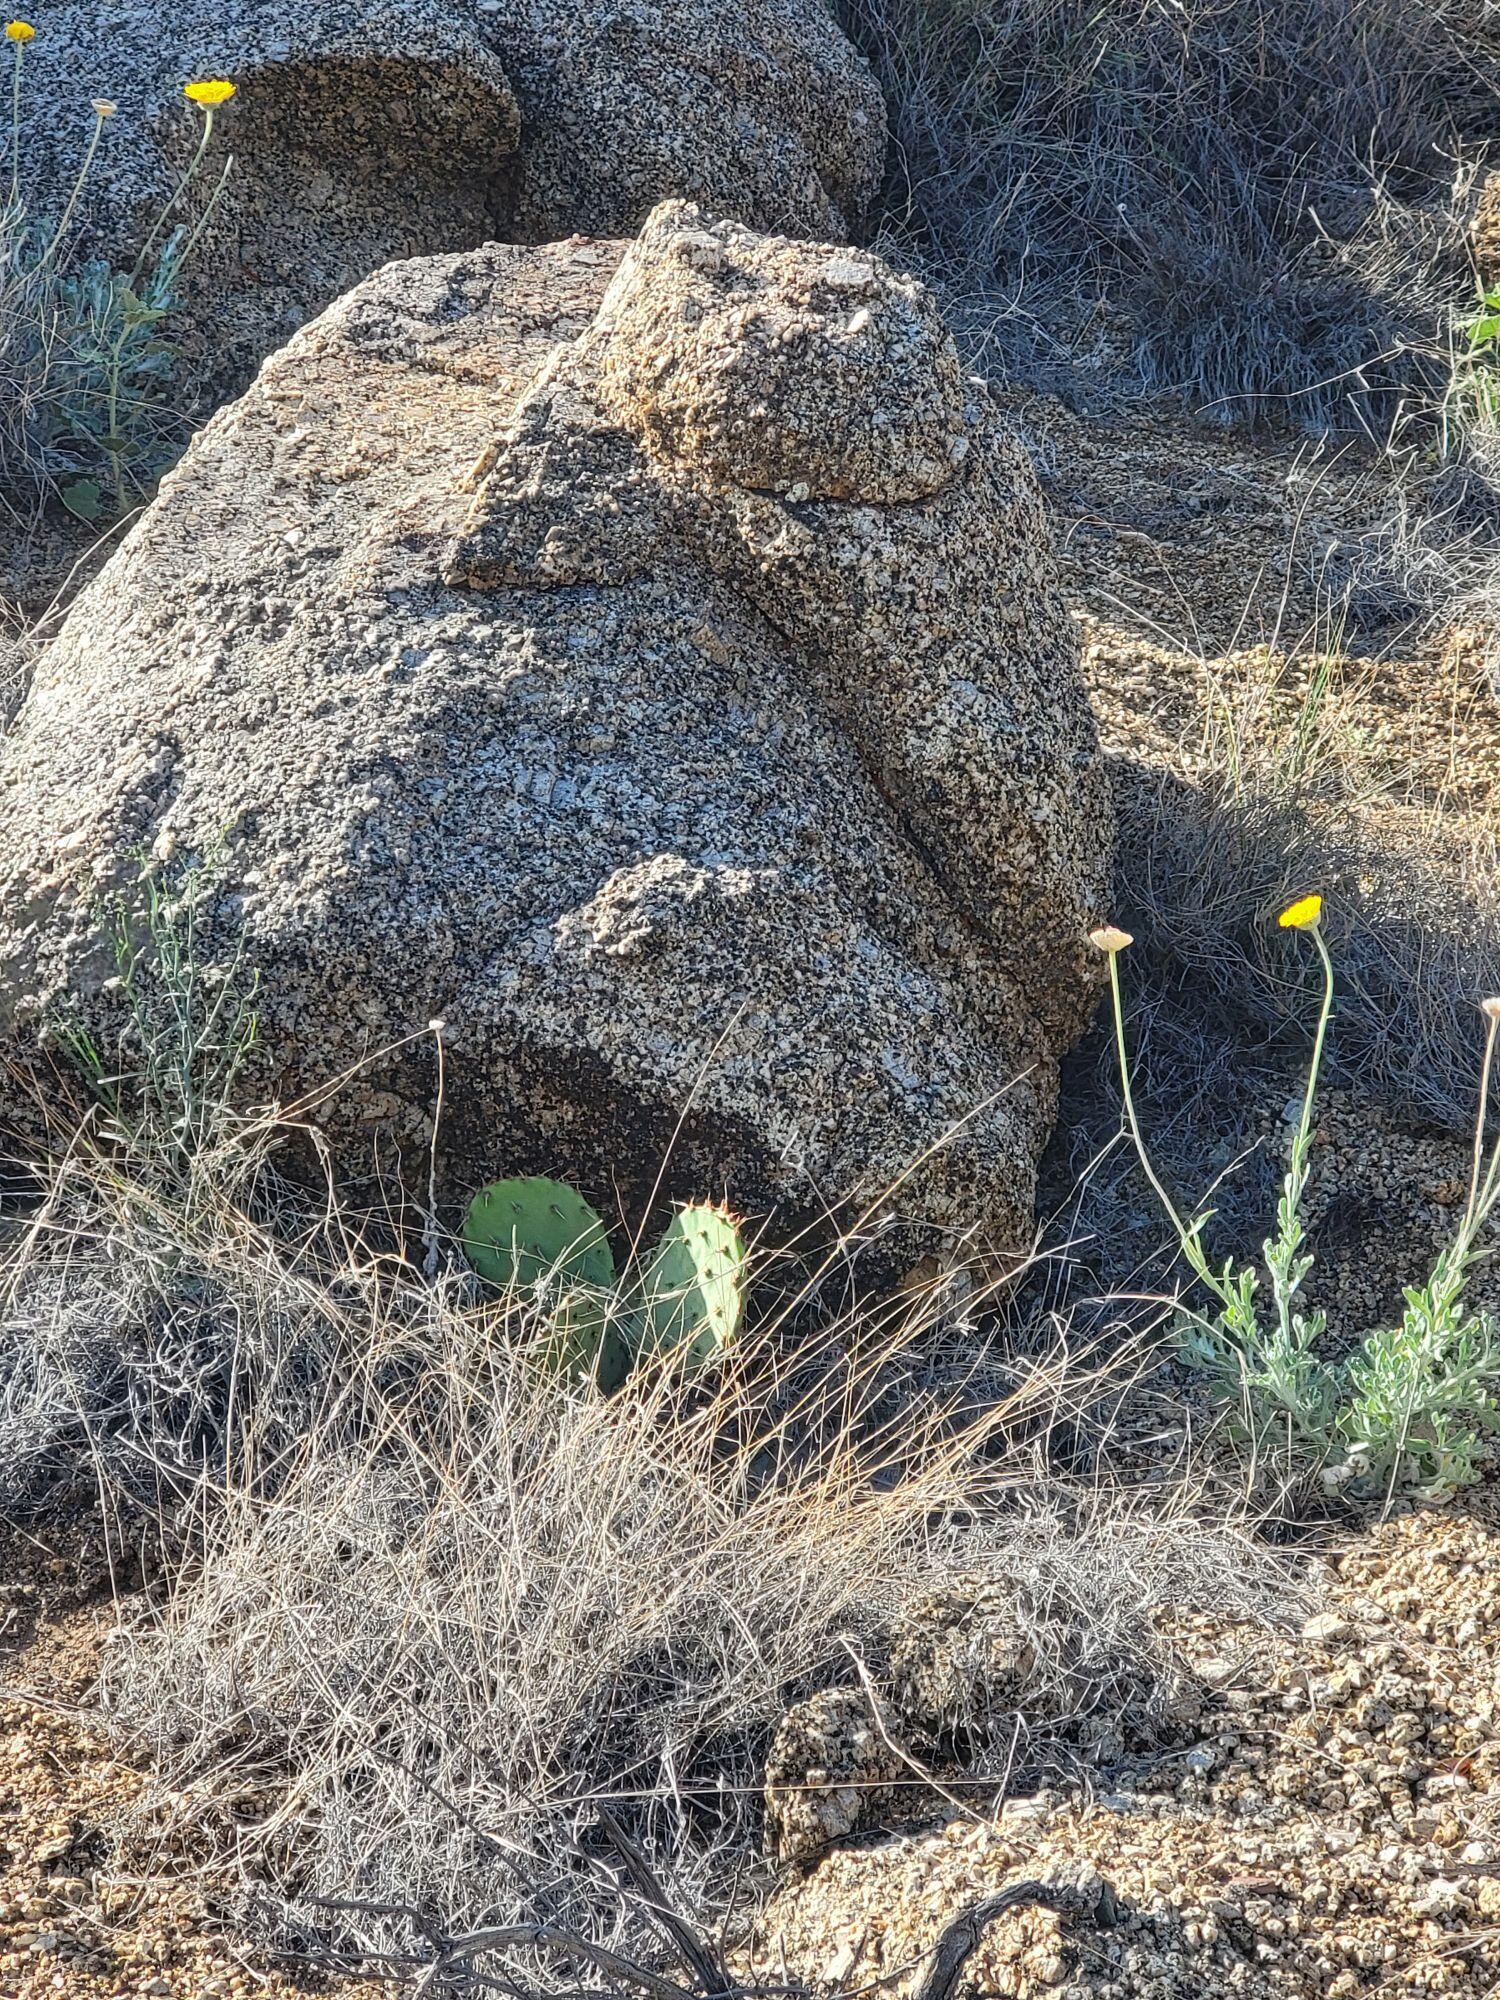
1481 996 1500 1022
1088 925 1133 954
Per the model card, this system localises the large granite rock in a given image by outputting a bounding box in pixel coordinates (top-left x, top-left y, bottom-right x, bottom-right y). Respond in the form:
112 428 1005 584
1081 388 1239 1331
11 0 885 404
0 203 1112 1249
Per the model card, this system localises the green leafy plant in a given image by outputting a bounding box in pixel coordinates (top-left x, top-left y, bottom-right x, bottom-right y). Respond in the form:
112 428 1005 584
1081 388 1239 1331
1 25 234 518
461 1176 748 1394
1094 903 1500 1503
1441 286 1500 459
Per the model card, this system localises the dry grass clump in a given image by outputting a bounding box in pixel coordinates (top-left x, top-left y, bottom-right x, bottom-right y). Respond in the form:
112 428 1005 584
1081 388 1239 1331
0 1165 340 1519
98 1264 1293 1987
1116 766 1500 1135
102 1280 972 1964
1123 635 1500 1107
0 1122 1298 1991
1348 417 1500 654
889 1497 1296 1771
840 0 1494 429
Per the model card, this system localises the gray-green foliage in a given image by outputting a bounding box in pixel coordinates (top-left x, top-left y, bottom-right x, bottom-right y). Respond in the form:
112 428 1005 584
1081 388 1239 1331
1098 914 1500 1504
57 851 260 1204
1334 1239 1500 1496
4 236 191 521
2 49 229 519
461 1177 748 1392
1441 286 1500 460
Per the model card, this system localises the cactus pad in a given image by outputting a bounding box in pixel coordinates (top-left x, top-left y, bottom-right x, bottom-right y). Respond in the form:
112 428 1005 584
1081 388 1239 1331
462 1177 616 1295
538 1287 633 1394
631 1203 747 1372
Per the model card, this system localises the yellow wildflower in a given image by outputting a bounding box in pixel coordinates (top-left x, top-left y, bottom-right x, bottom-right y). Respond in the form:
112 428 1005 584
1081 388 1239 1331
183 78 235 106
4 19 35 40
1089 924 1134 954
1278 893 1323 931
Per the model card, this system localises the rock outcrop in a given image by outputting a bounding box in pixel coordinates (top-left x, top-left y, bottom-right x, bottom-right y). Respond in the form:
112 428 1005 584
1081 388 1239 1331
12 0 885 405
0 203 1112 1248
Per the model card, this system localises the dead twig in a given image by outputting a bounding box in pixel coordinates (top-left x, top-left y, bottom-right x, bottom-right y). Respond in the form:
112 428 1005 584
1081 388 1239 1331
915 1878 1120 2000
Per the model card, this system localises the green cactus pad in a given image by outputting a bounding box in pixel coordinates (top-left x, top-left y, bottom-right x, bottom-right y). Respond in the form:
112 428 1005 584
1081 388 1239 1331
538 1287 633 1395
630 1203 747 1373
462 1177 616 1295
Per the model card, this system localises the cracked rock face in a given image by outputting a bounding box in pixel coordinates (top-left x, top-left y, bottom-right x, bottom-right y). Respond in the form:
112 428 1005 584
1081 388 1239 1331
0 203 1112 1249
9 0 884 412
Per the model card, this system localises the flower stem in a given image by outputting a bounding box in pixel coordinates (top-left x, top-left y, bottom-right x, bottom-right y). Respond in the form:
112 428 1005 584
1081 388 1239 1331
1294 926 1336 1169
1105 950 1229 1306
130 104 214 282
1267 923 1335 1355
34 101 105 273
1463 1010 1499 1243
8 40 22 216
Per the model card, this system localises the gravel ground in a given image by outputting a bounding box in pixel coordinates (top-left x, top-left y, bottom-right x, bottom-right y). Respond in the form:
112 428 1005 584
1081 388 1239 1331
757 1495 1500 2000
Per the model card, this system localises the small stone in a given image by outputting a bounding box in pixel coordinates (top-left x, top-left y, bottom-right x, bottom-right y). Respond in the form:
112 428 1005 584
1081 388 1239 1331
1301 1613 1352 1645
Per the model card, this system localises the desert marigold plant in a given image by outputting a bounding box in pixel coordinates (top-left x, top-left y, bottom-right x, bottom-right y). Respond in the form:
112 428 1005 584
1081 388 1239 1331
1 33 235 518
1095 898 1500 1503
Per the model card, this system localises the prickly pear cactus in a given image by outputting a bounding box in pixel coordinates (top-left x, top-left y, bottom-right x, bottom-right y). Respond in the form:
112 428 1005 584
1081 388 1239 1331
630 1203 746 1372
539 1287 634 1395
462 1177 616 1294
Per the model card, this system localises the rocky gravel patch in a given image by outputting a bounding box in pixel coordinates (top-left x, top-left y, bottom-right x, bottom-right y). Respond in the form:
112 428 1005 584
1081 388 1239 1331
758 1499 1500 1999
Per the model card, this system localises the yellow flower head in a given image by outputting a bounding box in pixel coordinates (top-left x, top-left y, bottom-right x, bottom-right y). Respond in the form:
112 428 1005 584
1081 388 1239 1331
5 20 35 40
184 77 235 106
1088 924 1134 955
92 97 117 118
1278 893 1324 932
